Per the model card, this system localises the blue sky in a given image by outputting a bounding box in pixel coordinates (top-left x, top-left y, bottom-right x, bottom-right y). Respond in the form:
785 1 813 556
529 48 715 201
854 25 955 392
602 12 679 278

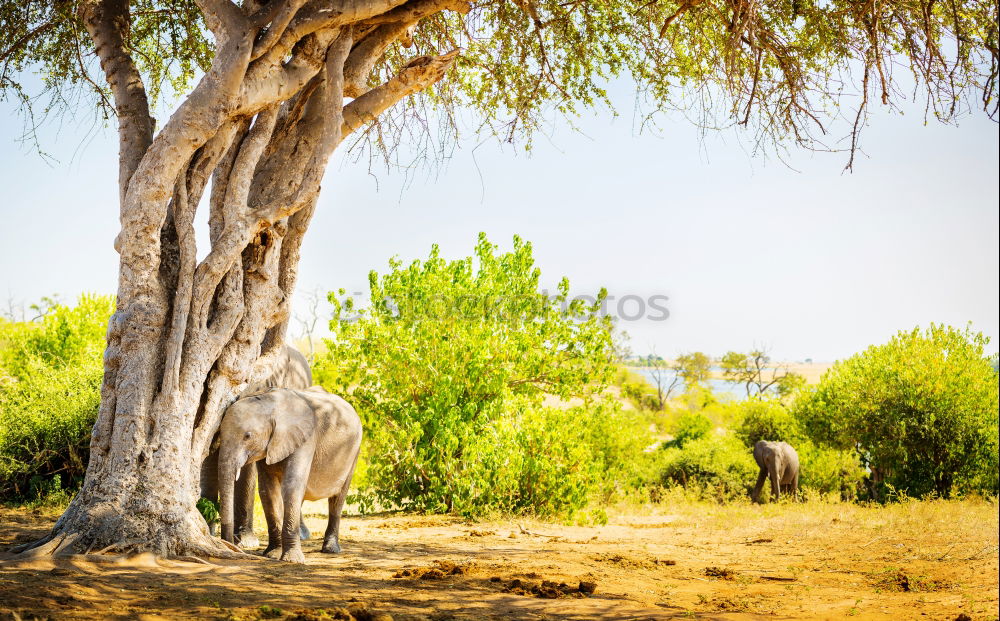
1 81 997 362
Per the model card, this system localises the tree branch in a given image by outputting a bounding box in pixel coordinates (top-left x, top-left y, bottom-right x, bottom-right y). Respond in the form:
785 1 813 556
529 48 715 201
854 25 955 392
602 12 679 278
251 0 311 61
195 0 247 39
78 0 155 206
343 0 469 97
342 49 459 135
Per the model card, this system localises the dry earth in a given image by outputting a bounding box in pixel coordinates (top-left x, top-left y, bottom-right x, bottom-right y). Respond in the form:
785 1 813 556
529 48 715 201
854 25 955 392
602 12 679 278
1 499 996 620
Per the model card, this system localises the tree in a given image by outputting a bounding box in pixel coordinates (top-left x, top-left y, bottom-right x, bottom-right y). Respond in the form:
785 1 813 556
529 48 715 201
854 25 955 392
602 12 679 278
318 234 618 514
795 324 999 498
720 349 804 397
675 352 712 387
2 0 995 556
293 287 326 365
642 349 681 409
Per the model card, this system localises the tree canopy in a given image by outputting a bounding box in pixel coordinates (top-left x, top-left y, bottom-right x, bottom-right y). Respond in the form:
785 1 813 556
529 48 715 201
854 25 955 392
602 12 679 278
795 324 999 498
3 0 996 162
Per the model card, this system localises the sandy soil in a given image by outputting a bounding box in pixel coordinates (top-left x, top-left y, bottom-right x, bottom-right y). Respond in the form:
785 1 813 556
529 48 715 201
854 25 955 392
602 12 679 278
1 499 996 620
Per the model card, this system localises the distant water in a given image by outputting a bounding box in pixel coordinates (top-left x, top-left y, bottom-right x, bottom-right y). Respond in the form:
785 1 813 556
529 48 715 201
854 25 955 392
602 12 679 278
627 367 749 400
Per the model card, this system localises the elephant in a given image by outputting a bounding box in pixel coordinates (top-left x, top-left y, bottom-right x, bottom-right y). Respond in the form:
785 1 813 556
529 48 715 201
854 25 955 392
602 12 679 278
217 386 362 563
752 440 800 503
199 345 313 547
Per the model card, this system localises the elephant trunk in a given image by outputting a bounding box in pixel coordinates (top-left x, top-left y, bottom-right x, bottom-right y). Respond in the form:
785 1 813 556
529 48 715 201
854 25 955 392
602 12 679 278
218 448 243 543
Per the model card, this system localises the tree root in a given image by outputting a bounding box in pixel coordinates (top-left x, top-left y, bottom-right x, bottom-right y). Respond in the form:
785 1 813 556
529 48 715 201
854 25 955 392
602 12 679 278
11 523 254 562
13 533 80 559
9 532 55 554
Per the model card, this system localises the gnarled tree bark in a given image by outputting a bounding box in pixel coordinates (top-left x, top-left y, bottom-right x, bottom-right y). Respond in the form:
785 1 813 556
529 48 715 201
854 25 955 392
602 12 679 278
17 0 466 558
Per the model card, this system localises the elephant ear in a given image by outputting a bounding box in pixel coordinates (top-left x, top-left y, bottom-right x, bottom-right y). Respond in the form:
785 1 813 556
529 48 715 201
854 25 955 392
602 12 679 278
265 394 316 465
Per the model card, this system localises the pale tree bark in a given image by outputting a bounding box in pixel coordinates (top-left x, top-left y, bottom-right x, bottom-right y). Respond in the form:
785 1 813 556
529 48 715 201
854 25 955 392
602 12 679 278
16 0 467 558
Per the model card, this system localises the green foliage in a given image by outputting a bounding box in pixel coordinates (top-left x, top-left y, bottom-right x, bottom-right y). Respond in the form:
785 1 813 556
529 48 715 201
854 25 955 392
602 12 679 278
660 433 757 501
615 366 673 412
196 497 220 525
0 2 211 114
795 324 999 498
2 0 995 159
734 397 803 447
775 372 807 398
796 441 866 501
674 352 711 387
461 400 651 516
659 388 864 500
720 350 805 398
670 411 713 448
0 295 112 500
319 234 629 517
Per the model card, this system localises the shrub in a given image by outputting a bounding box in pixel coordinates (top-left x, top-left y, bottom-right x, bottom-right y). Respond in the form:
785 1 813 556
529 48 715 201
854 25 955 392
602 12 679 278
319 234 629 517
660 433 757 501
670 411 712 448
0 295 112 500
734 398 802 447
796 441 866 500
465 400 651 517
620 379 648 404
795 324 999 498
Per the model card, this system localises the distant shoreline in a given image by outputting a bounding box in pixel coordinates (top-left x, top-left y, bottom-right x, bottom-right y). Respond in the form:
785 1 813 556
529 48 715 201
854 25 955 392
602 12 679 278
625 361 833 384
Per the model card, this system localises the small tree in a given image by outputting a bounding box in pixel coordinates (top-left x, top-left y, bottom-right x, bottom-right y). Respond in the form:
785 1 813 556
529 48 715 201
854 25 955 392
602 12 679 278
720 349 804 397
293 288 326 365
795 324 999 498
319 234 618 514
642 349 682 409
675 352 712 387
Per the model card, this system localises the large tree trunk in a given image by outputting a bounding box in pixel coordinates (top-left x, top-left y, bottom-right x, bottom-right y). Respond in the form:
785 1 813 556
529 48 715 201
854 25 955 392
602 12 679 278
16 0 466 558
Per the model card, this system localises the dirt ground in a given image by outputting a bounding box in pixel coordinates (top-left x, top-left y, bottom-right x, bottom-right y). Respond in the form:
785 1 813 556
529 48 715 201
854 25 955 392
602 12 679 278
1 499 996 620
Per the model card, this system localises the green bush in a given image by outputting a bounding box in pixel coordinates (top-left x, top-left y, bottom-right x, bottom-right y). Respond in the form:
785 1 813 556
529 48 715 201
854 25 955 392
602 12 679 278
796 441 866 500
734 398 802 447
670 411 712 448
319 234 633 517
795 324 999 498
0 295 112 501
465 400 651 517
660 433 757 501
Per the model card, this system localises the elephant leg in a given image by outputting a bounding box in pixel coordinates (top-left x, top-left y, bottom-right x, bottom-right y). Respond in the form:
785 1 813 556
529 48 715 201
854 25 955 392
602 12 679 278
234 463 260 549
322 490 349 553
258 464 284 559
752 468 768 503
323 453 358 554
279 454 311 563
299 517 311 541
791 472 799 501
200 450 220 501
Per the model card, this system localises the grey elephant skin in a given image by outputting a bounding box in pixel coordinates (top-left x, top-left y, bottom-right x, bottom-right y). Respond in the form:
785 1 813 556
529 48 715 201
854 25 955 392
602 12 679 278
200 345 312 546
217 386 363 563
752 440 800 503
